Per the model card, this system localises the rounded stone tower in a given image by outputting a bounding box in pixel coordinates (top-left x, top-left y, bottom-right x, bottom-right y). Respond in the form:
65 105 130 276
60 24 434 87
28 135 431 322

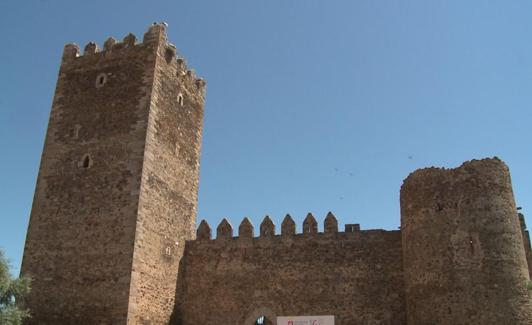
400 158 532 325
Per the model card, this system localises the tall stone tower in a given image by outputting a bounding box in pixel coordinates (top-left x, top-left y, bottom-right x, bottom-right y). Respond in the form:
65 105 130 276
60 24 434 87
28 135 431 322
20 23 205 324
401 158 532 324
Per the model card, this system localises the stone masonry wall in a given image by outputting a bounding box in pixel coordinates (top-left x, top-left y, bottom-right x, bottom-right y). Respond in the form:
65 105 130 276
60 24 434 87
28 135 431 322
128 25 205 324
401 158 532 325
518 213 532 279
20 29 159 324
21 24 205 324
174 213 405 325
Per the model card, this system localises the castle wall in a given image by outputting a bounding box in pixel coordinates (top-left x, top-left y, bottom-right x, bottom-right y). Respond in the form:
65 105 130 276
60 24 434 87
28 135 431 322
175 215 406 325
20 22 532 325
20 31 159 324
401 158 532 325
128 26 205 324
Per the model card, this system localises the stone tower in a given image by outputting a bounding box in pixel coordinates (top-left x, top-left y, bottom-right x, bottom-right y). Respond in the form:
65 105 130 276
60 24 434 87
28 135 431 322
401 158 532 324
20 23 205 324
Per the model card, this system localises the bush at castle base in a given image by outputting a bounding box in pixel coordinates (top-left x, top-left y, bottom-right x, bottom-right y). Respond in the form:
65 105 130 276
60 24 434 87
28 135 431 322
0 250 30 325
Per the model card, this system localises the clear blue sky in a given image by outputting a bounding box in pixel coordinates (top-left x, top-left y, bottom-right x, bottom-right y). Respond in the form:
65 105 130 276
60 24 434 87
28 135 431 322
1 0 532 275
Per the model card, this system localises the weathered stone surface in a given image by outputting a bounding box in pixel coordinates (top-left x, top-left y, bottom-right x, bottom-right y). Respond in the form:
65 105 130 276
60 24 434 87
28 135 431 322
62 43 80 60
123 33 137 47
260 216 275 237
197 220 211 240
178 229 405 324
281 214 296 236
217 218 233 240
130 23 204 324
103 37 116 51
401 158 532 325
83 41 98 55
238 217 254 238
324 211 338 233
345 223 360 232
519 213 532 279
303 213 318 234
21 23 204 324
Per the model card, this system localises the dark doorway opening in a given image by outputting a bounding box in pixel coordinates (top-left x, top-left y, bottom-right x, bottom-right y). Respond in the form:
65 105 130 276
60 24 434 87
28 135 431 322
255 316 272 325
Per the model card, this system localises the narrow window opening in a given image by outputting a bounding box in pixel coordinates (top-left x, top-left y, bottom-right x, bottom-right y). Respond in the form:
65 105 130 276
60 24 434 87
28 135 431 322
82 155 91 168
177 93 184 106
73 124 81 139
95 73 107 88
165 246 171 256
78 154 92 169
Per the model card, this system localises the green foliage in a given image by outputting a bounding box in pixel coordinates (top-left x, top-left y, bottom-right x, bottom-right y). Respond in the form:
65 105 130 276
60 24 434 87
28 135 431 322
526 280 532 292
0 250 31 325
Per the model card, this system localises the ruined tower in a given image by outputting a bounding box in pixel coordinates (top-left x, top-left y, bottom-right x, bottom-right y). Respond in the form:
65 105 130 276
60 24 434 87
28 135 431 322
401 158 532 324
20 23 205 324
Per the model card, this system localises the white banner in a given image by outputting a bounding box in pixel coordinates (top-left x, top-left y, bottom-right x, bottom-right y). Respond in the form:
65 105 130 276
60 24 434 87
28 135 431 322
277 315 334 325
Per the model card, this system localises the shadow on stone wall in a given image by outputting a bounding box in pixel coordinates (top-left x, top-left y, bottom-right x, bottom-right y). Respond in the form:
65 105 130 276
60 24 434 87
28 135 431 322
169 253 188 325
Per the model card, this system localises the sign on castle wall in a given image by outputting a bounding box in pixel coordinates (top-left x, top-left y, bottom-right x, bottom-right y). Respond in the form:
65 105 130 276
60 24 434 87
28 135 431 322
277 315 334 325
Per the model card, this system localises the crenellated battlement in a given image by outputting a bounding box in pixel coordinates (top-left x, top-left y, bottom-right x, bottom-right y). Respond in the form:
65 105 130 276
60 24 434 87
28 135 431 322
61 23 164 61
181 212 405 324
60 22 206 97
192 212 395 243
401 156 506 187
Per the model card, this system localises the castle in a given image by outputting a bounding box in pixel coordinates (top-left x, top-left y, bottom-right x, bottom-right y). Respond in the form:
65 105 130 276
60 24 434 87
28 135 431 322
20 23 532 325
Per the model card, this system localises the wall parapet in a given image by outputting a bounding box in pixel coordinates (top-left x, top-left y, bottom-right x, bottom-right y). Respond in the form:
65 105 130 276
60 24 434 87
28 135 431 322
182 215 404 325
60 22 205 95
192 213 392 243
62 23 166 61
